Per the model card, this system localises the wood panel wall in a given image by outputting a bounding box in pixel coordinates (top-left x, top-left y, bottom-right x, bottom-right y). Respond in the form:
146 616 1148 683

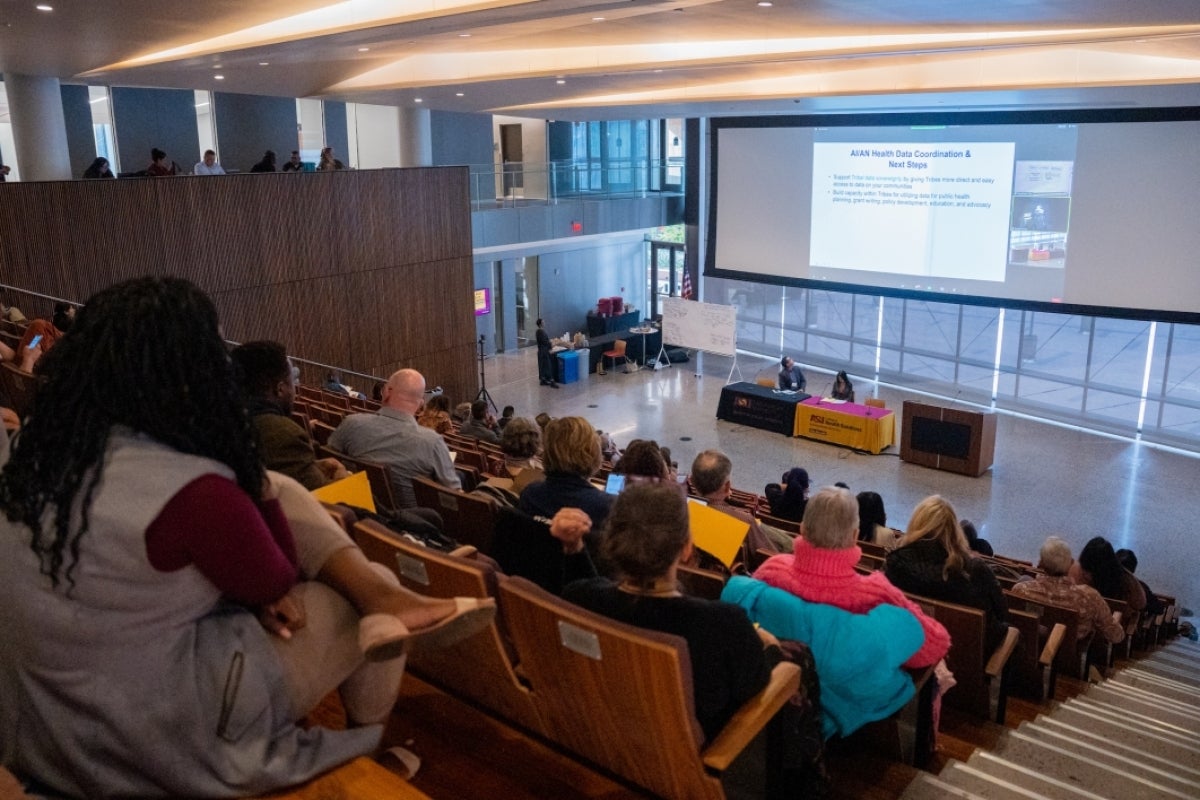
0 168 478 401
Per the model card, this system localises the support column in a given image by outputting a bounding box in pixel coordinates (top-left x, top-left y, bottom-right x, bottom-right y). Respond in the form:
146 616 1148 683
398 107 432 167
2 73 72 181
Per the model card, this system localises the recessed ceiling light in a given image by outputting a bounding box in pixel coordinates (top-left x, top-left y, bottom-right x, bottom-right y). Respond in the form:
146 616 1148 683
455 92 464 97
458 33 471 38
357 47 370 52
213 64 223 69
414 98 423 103
258 61 269 66
35 4 52 11
592 16 605 21
214 75 225 80
556 79 566 85
654 69 663 73
757 1 773 6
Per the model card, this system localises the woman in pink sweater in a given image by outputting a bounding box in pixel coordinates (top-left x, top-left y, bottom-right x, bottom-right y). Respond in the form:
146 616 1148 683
754 486 950 668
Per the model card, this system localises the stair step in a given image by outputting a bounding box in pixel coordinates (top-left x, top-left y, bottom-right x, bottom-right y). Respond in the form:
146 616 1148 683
1130 661 1200 689
899 771 990 799
1013 722 1200 790
1060 700 1200 753
1113 669 1200 708
1031 713 1200 767
986 732 1196 799
934 761 1056 799
1082 684 1200 733
960 751 1107 799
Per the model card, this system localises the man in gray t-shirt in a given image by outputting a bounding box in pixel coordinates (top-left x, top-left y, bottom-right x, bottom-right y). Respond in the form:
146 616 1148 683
329 368 460 508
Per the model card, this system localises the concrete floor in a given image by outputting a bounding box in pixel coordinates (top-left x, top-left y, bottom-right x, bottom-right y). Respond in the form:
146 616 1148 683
469 345 1197 611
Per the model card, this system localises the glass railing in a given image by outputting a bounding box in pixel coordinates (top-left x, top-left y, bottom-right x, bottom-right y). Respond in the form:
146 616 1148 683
468 159 684 208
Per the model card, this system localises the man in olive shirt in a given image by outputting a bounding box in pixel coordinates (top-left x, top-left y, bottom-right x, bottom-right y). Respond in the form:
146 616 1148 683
231 340 348 490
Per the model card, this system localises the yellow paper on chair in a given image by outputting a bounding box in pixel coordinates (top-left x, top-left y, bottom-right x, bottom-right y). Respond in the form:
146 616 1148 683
311 470 375 513
687 500 749 569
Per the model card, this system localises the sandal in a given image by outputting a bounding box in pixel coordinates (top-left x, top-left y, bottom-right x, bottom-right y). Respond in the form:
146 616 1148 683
359 597 497 662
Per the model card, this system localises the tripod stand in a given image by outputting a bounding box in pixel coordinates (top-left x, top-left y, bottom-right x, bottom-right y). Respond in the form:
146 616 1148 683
474 334 498 413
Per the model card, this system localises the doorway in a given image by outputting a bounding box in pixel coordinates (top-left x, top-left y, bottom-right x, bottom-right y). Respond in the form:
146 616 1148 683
500 123 524 198
514 256 539 347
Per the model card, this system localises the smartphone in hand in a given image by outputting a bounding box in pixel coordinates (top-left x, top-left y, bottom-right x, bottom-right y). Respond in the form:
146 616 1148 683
28 334 43 349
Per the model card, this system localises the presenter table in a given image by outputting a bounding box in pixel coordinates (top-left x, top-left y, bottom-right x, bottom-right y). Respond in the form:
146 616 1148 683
716 382 809 436
794 397 895 454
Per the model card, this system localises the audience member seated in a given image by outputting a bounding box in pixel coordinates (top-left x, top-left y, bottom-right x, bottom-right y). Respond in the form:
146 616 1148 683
249 150 277 173
765 467 810 522
499 416 543 477
564 483 782 742
0 277 494 798
416 393 453 434
831 370 854 402
324 372 364 399
519 416 613 533
1071 536 1147 613
1009 536 1124 644
145 147 176 176
329 369 461 508
885 495 1009 650
856 490 903 550
0 294 27 324
613 439 674 486
960 519 994 556
1115 548 1164 618
15 302 74 372
497 405 515 430
231 340 349 490
318 146 346 171
459 399 500 444
597 429 621 462
755 486 949 669
690 449 792 553
452 402 472 426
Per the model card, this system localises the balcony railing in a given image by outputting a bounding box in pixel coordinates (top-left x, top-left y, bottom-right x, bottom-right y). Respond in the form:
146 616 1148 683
468 158 684 209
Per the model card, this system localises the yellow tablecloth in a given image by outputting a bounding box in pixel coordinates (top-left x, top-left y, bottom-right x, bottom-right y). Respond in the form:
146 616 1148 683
793 399 894 453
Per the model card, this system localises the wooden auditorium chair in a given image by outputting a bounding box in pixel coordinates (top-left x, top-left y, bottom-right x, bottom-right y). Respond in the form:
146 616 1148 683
1004 607 1066 701
1004 591 1091 696
907 594 1019 724
498 576 800 800
410 476 496 552
351 519 544 734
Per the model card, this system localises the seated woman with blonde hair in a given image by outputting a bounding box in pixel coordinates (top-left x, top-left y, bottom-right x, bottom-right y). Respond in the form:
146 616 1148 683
884 495 1009 649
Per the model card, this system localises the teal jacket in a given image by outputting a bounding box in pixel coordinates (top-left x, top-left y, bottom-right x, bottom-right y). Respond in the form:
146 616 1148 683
721 576 924 738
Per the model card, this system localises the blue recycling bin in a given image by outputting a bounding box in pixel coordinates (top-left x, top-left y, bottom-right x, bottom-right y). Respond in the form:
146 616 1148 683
556 350 581 384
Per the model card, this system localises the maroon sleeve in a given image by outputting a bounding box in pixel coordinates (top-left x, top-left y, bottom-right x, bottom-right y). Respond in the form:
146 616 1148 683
145 474 299 605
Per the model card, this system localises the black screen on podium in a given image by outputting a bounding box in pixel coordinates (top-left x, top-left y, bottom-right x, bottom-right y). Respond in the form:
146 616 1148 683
910 417 972 460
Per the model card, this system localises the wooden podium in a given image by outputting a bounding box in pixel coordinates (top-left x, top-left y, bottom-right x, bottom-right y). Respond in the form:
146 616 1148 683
900 401 996 477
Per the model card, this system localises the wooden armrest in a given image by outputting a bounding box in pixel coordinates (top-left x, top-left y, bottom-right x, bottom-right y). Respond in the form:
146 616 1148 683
702 662 800 772
1039 623 1066 667
448 545 478 558
985 625 1021 679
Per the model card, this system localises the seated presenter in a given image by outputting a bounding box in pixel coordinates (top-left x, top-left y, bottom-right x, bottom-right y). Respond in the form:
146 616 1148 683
778 356 807 391
831 370 854 402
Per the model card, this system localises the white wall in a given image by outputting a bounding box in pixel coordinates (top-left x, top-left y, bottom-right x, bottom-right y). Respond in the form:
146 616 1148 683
347 102 401 169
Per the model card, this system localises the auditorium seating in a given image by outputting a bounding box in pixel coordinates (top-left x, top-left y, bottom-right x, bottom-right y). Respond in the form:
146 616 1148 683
352 519 543 734
410 476 496 551
906 594 1020 724
498 575 800 800
1005 590 1093 696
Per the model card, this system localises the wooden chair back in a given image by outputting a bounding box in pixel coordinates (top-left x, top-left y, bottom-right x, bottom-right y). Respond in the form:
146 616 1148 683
411 476 496 552
309 419 336 446
1004 607 1065 701
857 552 885 573
677 564 728 601
907 594 1019 723
1004 590 1092 691
318 447 398 515
498 576 799 800
0 362 37 417
351 519 543 733
858 540 888 559
758 513 800 534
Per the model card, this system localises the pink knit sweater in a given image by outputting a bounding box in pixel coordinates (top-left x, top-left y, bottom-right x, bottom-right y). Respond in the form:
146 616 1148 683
753 537 951 668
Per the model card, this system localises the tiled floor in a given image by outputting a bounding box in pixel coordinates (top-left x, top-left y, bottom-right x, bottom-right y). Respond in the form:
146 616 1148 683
473 345 1197 610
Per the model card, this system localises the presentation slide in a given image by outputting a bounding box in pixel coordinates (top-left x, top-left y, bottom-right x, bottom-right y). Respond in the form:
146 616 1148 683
707 114 1200 319
810 141 1015 283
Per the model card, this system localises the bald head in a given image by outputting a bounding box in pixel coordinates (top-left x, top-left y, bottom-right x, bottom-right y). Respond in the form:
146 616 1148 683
382 368 426 414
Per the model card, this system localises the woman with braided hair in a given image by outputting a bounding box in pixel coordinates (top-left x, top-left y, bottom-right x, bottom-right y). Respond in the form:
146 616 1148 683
0 276 494 798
